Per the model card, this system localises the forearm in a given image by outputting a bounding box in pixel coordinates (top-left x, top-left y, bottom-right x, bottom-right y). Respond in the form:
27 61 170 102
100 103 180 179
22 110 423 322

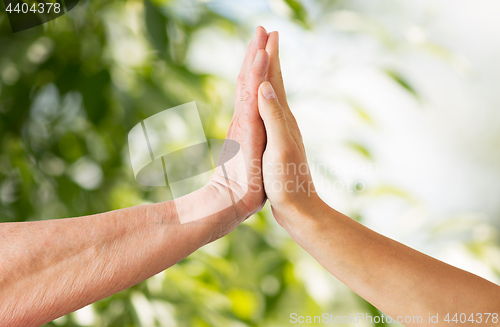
0 185 231 326
287 201 500 326
0 25 269 327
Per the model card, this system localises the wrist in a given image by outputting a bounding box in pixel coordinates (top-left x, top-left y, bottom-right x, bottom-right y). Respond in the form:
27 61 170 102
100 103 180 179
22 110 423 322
275 195 334 245
158 183 241 243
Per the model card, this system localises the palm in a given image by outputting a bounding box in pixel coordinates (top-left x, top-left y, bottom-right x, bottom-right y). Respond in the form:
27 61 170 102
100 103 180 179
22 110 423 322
209 27 270 220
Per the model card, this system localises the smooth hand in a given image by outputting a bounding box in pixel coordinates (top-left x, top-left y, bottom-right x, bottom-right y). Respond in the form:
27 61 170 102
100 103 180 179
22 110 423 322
257 32 325 234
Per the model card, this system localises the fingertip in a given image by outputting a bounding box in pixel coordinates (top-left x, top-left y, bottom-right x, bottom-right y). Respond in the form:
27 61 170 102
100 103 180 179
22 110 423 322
256 25 267 34
252 27 270 51
265 31 279 53
271 31 279 45
255 26 267 40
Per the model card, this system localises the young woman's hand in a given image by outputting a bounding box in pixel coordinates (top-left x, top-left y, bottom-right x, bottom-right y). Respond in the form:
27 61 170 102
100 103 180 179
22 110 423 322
257 32 325 234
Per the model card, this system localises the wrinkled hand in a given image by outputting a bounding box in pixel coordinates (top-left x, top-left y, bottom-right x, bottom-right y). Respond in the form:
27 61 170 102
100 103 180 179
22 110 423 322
206 27 270 235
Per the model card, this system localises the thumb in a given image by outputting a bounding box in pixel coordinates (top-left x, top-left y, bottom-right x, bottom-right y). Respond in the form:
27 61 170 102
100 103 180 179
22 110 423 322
258 81 290 141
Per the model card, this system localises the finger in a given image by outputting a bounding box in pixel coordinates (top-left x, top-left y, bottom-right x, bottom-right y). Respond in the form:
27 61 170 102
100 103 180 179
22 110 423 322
227 49 270 139
244 26 269 77
265 31 288 107
235 26 268 105
258 81 291 143
265 31 302 142
229 28 268 138
240 49 270 120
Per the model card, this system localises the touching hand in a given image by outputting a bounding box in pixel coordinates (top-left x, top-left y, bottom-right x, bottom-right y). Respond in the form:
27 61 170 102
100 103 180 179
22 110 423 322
258 32 324 233
204 26 270 237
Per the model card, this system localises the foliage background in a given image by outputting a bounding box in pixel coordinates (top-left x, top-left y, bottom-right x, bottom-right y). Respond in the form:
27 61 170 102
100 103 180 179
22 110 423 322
1 0 500 326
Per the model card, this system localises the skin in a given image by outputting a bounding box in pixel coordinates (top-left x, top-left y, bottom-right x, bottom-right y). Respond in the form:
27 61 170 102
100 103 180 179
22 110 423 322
1 26 499 327
0 26 270 327
258 31 500 327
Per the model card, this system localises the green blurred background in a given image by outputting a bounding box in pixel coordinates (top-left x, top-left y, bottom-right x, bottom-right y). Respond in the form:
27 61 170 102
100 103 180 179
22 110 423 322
1 0 500 326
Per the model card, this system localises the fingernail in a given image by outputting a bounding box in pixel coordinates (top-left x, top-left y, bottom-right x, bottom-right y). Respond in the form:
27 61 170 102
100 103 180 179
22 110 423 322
261 82 276 99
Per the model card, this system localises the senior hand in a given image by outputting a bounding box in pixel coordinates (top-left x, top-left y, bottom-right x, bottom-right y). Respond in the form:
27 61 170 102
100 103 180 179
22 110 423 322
204 26 270 238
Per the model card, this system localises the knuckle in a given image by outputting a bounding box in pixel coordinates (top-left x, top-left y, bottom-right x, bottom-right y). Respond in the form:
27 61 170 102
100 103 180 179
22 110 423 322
237 73 245 85
269 107 285 121
247 68 262 80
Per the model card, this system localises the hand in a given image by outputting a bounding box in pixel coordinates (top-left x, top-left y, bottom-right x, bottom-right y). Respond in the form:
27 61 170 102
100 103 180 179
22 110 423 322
257 32 324 233
201 26 270 238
